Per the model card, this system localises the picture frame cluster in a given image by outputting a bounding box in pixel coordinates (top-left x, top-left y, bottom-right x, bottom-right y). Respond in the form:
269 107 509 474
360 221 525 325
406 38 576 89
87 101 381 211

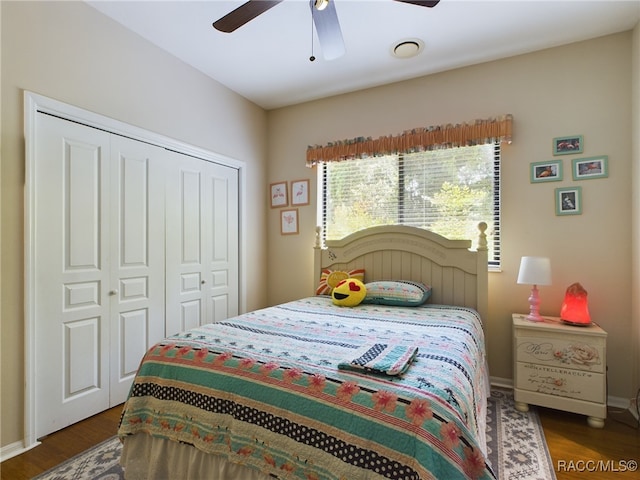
270 179 310 235
530 135 608 216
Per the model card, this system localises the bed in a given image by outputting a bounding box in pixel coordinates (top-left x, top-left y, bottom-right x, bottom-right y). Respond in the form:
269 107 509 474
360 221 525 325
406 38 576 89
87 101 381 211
118 224 494 479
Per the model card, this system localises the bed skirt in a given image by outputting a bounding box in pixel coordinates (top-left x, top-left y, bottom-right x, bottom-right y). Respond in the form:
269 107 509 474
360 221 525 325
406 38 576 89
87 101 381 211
121 434 272 480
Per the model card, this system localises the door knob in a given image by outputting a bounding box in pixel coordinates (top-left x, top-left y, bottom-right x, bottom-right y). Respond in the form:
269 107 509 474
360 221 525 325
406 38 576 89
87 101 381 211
109 290 118 296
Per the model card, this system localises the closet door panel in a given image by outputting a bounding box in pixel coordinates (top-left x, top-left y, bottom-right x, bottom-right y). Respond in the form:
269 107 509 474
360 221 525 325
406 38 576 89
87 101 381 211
108 135 166 403
166 151 239 335
166 154 206 336
206 169 239 323
65 318 101 394
34 114 111 438
66 144 102 269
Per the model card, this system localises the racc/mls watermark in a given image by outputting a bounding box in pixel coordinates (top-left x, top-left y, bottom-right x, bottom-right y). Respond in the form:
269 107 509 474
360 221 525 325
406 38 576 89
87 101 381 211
557 459 637 473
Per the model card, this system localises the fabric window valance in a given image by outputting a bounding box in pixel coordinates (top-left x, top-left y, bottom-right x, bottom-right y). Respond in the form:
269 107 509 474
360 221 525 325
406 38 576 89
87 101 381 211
306 114 512 167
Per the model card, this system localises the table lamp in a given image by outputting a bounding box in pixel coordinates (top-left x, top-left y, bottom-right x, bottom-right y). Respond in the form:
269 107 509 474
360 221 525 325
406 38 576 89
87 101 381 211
517 256 552 322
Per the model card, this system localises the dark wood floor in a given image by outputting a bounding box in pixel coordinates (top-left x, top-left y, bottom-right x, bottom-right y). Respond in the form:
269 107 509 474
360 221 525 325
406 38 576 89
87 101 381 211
1 403 638 479
539 405 640 480
0 405 123 480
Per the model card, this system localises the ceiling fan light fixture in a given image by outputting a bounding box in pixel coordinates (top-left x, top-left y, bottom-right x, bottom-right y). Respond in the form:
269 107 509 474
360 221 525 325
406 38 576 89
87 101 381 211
314 0 330 11
392 39 424 58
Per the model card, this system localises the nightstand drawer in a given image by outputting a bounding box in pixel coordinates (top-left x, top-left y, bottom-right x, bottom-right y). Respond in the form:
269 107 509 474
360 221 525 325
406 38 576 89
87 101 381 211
514 333 605 374
515 362 605 403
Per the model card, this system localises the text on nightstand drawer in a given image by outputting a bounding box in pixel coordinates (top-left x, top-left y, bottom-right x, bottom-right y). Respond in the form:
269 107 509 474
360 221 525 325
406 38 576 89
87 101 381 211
514 336 604 373
515 362 605 403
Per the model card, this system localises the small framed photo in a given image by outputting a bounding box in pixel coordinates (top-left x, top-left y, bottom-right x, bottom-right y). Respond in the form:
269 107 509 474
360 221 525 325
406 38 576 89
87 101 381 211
290 179 310 206
572 156 608 180
553 135 583 155
555 186 582 216
280 209 299 235
530 160 563 183
270 181 288 208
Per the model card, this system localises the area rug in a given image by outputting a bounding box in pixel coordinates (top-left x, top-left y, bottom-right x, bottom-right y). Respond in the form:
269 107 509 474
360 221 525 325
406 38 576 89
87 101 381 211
486 388 557 480
32 389 555 480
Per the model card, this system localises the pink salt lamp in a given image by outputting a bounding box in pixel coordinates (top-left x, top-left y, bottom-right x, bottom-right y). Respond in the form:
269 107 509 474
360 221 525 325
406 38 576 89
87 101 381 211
560 282 591 326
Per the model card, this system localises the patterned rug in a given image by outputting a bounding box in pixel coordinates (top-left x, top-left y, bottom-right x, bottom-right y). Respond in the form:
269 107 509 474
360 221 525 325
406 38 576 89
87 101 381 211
32 389 555 480
486 389 557 480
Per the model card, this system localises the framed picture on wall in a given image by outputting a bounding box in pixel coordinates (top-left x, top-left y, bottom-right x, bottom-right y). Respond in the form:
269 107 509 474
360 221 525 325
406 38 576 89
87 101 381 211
555 186 582 216
291 179 310 206
553 135 583 155
280 209 299 235
572 156 608 180
270 181 288 208
530 160 563 183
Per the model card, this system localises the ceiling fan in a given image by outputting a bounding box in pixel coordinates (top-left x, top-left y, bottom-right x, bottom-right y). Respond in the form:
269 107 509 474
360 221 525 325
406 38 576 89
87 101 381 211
212 0 440 61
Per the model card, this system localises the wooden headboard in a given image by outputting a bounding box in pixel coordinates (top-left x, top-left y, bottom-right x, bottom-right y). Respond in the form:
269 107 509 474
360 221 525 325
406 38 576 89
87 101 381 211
314 223 488 321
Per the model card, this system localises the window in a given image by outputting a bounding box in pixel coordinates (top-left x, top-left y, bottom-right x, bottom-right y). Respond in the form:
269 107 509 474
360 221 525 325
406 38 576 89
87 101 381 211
319 143 501 268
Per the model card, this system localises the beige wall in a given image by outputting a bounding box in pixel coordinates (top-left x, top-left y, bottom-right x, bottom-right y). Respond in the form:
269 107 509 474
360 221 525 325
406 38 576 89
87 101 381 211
1 1 268 448
267 32 636 402
632 23 640 402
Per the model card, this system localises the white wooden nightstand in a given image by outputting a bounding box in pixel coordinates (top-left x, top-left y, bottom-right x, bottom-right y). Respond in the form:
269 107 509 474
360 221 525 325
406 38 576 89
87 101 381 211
512 313 607 428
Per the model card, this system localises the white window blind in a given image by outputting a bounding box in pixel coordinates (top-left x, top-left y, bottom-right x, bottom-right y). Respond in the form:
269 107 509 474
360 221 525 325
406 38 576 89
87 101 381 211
320 143 501 268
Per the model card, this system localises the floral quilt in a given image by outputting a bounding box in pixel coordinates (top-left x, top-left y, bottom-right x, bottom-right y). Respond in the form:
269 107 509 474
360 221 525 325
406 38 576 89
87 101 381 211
118 296 495 479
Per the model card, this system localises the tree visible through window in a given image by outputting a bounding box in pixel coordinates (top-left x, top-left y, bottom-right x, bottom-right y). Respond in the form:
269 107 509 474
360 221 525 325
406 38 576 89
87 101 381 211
320 143 501 268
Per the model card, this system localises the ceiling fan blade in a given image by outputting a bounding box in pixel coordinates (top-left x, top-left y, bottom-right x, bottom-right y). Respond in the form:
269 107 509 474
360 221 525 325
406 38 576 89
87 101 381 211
394 0 441 7
310 0 346 60
213 0 283 33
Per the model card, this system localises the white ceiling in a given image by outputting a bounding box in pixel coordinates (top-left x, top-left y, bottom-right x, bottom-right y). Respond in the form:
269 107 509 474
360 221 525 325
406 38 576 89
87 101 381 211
88 0 640 110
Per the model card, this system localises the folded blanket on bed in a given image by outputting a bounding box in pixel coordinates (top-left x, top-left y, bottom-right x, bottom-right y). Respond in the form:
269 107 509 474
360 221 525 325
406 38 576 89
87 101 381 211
338 343 419 376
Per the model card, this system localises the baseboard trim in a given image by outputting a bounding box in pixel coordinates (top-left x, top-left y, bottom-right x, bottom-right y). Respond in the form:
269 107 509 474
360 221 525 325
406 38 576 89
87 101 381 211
0 439 40 462
490 376 513 390
607 395 629 410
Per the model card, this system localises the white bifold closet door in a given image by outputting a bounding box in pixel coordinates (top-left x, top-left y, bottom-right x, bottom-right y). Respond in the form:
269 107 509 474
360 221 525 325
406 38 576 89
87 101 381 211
33 113 165 437
32 113 239 439
165 150 239 336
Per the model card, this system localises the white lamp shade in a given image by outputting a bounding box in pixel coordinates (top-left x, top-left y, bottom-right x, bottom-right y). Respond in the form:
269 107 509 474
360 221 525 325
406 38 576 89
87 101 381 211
517 256 552 286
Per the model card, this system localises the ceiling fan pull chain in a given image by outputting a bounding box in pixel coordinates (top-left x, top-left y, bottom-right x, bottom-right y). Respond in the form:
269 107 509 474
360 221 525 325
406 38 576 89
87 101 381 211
309 5 316 62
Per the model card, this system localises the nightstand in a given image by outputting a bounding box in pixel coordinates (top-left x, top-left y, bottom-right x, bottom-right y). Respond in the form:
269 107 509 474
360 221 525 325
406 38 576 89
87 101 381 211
512 313 607 428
